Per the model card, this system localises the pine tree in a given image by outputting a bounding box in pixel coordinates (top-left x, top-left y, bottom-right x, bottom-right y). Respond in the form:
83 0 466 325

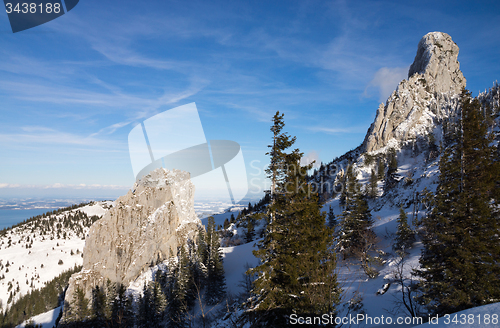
138 282 154 328
265 111 296 199
151 279 167 327
377 157 385 180
249 111 340 326
327 205 337 228
245 217 255 243
205 216 226 305
419 89 500 315
166 246 191 328
72 285 90 321
91 285 106 326
393 207 415 253
338 164 377 275
368 169 378 199
384 149 398 190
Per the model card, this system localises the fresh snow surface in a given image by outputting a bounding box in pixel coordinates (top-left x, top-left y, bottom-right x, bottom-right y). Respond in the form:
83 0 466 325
9 142 485 328
221 240 260 296
16 306 61 328
0 202 112 311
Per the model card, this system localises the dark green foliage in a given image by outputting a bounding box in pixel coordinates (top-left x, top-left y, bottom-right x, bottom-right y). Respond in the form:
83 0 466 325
419 89 500 315
249 111 340 326
377 158 385 180
111 283 135 328
205 217 226 305
338 164 376 262
393 207 415 253
265 111 297 198
327 205 337 228
0 265 81 328
167 247 190 328
73 285 90 321
368 169 378 199
0 202 96 236
138 278 166 328
384 149 398 190
245 217 255 243
91 285 106 325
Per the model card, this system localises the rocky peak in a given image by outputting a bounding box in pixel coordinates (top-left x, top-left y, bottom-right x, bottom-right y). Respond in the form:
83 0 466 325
363 32 466 153
408 32 464 95
60 168 202 324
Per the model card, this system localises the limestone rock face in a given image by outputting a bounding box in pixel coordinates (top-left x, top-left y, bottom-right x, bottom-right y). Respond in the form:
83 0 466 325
364 32 466 153
60 168 201 323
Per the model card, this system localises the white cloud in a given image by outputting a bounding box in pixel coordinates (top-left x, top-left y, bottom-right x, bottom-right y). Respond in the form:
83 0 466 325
0 126 124 149
300 150 321 169
0 183 128 190
365 66 409 103
306 126 365 134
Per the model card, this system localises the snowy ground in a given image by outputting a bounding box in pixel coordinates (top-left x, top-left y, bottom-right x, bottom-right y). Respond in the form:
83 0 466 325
16 306 61 328
7 145 495 327
0 201 113 312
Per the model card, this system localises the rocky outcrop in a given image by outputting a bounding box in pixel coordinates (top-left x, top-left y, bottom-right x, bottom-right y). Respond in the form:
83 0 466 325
363 32 466 153
60 168 202 323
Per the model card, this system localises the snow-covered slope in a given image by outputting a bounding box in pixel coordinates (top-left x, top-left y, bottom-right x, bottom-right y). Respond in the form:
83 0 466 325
0 201 113 311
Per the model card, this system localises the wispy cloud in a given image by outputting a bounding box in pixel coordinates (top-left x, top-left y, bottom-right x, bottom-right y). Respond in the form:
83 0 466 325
364 66 409 103
0 126 125 150
300 150 321 169
0 183 128 190
306 126 365 134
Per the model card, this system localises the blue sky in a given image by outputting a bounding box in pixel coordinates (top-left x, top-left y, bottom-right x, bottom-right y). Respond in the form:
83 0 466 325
0 0 499 200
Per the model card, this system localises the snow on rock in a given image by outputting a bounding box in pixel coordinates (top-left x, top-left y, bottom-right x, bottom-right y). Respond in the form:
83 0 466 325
60 168 202 325
364 32 465 153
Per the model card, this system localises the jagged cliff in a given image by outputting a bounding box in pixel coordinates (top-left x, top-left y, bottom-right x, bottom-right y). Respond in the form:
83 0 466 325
60 168 202 324
363 32 466 153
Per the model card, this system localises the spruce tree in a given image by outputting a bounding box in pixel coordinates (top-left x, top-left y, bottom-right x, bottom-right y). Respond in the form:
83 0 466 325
167 247 190 328
151 279 167 327
419 89 500 315
72 285 90 321
91 285 106 326
245 217 255 243
338 164 376 272
250 111 340 326
205 216 226 305
377 158 385 180
393 207 415 253
384 149 398 190
327 205 337 228
265 111 296 199
368 169 378 199
138 282 154 328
